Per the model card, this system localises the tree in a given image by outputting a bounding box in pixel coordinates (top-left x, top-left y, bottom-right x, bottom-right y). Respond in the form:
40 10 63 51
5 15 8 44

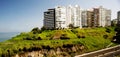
68 24 74 29
113 26 120 43
105 27 111 33
31 27 41 34
41 26 47 31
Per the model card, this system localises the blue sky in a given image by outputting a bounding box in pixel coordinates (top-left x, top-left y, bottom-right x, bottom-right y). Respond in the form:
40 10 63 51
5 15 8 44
0 0 120 32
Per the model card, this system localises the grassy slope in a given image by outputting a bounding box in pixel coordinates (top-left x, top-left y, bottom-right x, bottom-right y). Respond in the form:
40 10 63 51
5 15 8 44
0 27 116 56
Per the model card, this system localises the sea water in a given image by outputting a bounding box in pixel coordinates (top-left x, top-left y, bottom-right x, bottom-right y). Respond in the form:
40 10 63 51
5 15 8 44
0 32 20 42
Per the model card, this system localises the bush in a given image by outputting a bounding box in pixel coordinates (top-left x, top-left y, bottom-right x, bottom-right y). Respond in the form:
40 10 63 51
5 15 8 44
103 35 108 39
81 36 85 38
77 35 81 38
41 26 47 31
60 34 70 40
106 27 111 33
23 33 42 40
31 27 41 34
37 37 42 40
77 33 85 38
68 24 74 29
71 29 78 33
115 26 120 32
113 26 120 43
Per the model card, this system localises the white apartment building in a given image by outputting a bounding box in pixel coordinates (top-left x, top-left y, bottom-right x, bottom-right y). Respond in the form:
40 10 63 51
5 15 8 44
55 5 82 29
99 6 111 27
105 10 111 26
99 6 106 27
73 5 82 28
66 5 73 28
81 10 87 27
55 6 67 29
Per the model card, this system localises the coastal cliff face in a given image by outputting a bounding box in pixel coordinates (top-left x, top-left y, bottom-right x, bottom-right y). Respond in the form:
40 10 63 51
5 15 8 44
14 44 85 57
0 27 115 57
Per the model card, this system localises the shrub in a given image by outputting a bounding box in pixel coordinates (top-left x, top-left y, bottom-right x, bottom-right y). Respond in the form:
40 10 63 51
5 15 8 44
60 34 70 40
81 36 85 38
31 27 41 34
103 35 108 39
37 37 42 40
71 29 78 33
106 27 111 33
68 24 74 29
113 26 120 43
77 35 81 38
41 26 47 31
77 33 85 38
23 33 42 40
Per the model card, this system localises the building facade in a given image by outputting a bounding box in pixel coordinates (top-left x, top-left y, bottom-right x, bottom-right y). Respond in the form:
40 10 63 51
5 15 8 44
87 10 93 27
81 10 87 27
117 11 120 25
55 6 67 29
73 5 82 28
44 9 56 29
93 8 99 27
105 10 111 26
99 6 105 27
99 6 111 27
44 5 111 29
66 5 73 28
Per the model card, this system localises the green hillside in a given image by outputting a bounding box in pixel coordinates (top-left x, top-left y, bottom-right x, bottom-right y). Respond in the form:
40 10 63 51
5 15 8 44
0 27 117 57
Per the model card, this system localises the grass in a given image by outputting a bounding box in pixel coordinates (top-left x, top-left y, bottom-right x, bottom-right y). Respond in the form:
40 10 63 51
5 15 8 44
0 27 117 56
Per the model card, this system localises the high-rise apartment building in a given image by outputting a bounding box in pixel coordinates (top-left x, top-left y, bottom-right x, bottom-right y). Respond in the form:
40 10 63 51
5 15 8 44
87 10 93 27
117 11 120 25
105 10 111 26
81 10 87 27
92 6 111 27
44 9 55 29
66 5 73 28
55 6 67 29
73 5 82 28
99 6 111 27
43 5 111 29
99 6 105 27
93 8 99 27
55 5 82 29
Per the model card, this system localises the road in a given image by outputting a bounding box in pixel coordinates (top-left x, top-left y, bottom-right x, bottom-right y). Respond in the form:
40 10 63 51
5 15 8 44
75 45 120 57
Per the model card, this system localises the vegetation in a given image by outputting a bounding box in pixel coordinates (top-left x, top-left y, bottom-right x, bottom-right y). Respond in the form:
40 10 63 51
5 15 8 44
68 24 74 29
0 27 116 57
113 25 120 43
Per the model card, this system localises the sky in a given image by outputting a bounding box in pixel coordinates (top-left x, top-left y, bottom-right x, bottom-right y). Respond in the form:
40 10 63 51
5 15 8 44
0 0 120 32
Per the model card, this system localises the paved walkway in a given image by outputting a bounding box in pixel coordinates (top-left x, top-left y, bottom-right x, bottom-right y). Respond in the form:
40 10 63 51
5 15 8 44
75 45 120 57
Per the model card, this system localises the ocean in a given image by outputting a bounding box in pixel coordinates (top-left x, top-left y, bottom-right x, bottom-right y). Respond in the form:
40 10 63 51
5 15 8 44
0 32 20 42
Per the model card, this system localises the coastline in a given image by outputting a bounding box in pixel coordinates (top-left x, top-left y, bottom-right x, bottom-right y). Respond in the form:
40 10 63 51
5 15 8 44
0 32 20 42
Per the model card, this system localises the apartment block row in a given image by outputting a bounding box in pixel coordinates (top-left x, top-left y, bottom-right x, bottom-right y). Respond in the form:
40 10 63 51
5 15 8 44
44 5 111 29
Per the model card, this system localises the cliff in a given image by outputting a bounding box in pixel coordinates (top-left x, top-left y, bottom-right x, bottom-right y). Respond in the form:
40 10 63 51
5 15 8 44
0 27 116 57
